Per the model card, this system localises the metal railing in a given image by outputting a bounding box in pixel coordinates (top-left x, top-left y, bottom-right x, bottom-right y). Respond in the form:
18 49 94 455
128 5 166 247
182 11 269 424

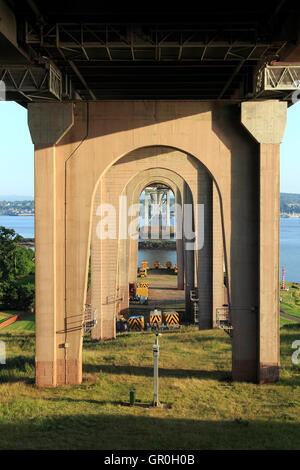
216 306 233 337
83 304 98 334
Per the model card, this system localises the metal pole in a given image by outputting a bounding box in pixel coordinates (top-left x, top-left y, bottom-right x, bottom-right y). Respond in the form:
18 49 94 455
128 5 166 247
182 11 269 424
153 332 161 406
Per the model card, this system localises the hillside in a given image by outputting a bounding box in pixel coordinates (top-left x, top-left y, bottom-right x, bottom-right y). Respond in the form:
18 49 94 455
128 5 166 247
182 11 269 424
0 195 299 217
281 193 300 217
0 200 34 216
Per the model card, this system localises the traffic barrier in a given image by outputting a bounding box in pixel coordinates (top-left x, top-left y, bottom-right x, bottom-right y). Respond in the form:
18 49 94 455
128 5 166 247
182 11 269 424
163 311 180 326
139 282 149 288
150 310 162 328
129 315 144 331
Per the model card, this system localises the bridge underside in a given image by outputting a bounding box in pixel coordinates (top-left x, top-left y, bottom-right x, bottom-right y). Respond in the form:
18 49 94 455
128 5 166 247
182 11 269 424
1 1 300 387
28 99 286 386
1 2 300 103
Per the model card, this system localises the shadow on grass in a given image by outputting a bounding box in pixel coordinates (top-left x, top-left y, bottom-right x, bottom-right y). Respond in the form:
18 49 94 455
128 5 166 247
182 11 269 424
0 355 35 384
83 330 232 349
0 332 35 345
0 413 299 450
279 322 300 340
83 363 232 382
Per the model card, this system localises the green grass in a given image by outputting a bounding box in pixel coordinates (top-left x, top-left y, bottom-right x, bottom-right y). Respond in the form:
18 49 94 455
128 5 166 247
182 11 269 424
0 322 300 450
0 311 19 323
280 316 297 327
2 313 35 332
280 282 300 319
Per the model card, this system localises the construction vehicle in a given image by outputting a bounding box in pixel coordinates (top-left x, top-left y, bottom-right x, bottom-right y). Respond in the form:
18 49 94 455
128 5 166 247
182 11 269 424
129 281 149 304
129 282 137 301
116 315 128 332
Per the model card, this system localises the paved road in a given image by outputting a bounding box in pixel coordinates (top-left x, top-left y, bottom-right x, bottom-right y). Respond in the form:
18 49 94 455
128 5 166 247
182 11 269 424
280 311 300 323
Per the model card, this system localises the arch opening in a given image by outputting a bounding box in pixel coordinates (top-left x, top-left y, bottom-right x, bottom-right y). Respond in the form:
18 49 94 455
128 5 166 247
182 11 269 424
87 145 227 342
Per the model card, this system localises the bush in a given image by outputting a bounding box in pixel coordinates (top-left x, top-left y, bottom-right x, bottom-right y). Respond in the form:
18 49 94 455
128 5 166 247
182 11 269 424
2 281 35 311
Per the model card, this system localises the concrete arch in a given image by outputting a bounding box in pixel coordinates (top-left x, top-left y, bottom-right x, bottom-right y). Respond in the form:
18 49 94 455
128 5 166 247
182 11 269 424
121 168 187 295
90 149 220 340
91 163 195 340
33 101 268 386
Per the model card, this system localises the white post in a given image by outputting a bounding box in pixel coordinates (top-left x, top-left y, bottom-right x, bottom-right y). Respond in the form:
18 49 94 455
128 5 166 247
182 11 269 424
153 332 161 406
0 340 6 364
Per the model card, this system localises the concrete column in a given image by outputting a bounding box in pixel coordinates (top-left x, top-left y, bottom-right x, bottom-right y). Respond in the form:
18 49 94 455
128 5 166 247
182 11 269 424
175 188 184 290
212 182 225 327
241 100 287 383
197 166 213 330
28 103 74 387
91 180 103 340
144 189 149 229
117 191 130 318
129 237 139 282
91 170 119 340
166 190 171 227
258 143 281 382
184 182 195 321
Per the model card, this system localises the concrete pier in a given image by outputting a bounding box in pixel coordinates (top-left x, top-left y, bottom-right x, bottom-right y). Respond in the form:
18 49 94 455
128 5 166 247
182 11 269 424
27 100 287 386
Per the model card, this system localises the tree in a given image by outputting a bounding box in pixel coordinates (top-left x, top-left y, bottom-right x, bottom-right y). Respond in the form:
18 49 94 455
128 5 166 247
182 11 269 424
0 226 34 283
2 281 35 311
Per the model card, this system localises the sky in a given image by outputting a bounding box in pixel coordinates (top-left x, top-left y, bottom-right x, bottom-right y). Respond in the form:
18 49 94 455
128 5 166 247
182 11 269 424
0 100 299 198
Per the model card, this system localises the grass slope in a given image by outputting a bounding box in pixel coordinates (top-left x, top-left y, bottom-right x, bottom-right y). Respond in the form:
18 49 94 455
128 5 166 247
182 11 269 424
280 282 300 319
0 324 300 450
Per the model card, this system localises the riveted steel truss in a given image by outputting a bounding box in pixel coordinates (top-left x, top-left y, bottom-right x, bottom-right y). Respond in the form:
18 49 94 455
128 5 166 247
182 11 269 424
24 22 281 63
0 63 80 102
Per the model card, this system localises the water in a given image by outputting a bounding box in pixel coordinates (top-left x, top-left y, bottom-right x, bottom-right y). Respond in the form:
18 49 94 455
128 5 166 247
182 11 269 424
280 218 300 283
0 215 34 238
0 216 299 282
138 248 177 268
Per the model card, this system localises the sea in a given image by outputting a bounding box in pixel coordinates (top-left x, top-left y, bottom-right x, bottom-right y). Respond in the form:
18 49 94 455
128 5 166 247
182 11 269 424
1 215 299 283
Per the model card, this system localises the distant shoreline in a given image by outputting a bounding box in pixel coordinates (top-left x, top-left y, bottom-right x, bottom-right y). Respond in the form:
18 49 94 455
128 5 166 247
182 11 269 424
0 214 34 217
280 213 300 218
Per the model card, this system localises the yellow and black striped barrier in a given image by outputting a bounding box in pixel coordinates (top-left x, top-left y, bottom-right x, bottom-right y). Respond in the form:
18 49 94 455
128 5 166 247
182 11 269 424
139 267 147 278
163 311 180 326
128 315 144 331
139 282 149 288
150 310 162 328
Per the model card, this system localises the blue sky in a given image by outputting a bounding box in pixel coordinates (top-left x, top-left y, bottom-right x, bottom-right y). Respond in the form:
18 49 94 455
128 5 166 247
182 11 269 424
0 100 299 198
